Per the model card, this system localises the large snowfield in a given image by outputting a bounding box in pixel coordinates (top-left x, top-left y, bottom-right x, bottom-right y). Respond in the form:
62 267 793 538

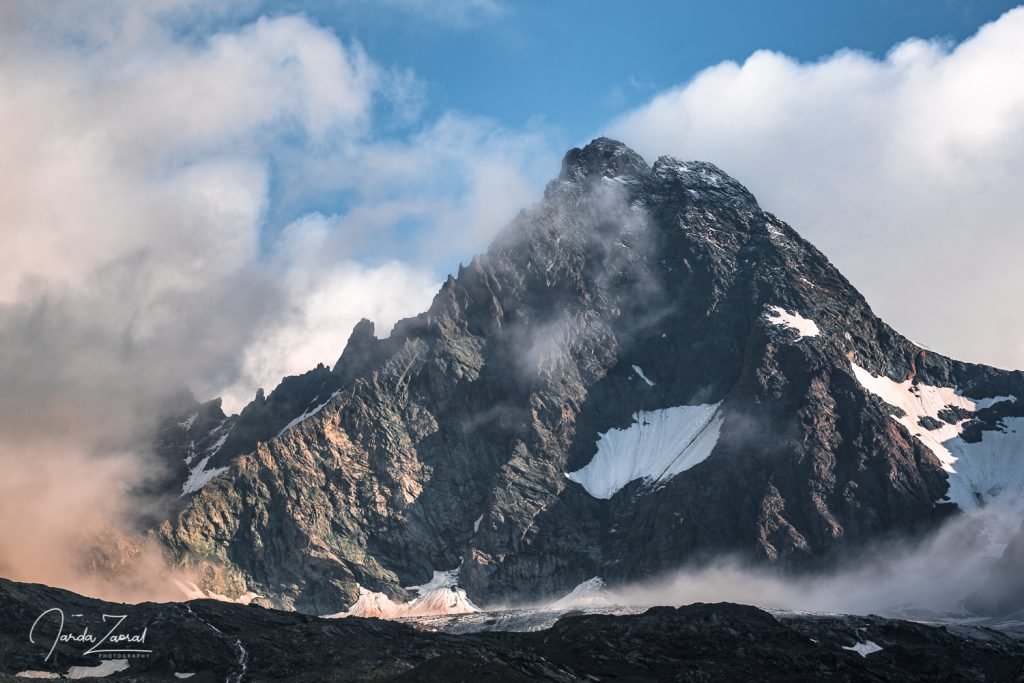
568 403 724 499
851 363 1022 511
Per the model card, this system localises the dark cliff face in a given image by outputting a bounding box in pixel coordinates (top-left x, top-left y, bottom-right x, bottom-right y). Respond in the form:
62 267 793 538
152 138 1024 614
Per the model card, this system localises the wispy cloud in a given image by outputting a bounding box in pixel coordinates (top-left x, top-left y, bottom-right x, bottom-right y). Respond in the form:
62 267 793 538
0 2 552 411
363 0 506 27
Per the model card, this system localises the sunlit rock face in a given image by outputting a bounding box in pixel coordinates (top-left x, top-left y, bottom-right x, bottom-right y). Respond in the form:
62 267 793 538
153 138 1024 614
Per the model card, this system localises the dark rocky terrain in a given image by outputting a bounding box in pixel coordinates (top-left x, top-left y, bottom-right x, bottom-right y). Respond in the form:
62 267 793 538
3 577 1023 682
149 138 1024 615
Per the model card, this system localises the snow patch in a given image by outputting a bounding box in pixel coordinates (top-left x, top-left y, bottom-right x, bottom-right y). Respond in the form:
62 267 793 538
337 586 406 619
15 673 60 680
843 640 883 657
551 577 614 609
473 514 483 534
328 569 480 620
176 579 261 605
567 403 723 499
407 569 459 596
174 675 196 680
276 390 342 438
632 365 655 386
405 584 480 616
67 660 130 679
178 412 198 430
765 305 820 338
329 581 480 620
851 363 1021 510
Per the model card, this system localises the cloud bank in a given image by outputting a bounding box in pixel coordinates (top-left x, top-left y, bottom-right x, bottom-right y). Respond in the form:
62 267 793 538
0 3 554 411
548 504 1022 620
608 7 1024 372
0 1 552 598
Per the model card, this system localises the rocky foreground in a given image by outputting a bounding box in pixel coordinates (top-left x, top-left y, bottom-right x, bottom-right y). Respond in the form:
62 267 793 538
2 578 1023 682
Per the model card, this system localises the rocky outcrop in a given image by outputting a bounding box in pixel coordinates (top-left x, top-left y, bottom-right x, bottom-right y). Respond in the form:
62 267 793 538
3 578 1022 682
153 138 1024 614
146 390 230 501
150 364 344 502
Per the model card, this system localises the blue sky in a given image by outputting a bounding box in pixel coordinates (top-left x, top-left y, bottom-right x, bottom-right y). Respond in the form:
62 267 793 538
290 0 1015 142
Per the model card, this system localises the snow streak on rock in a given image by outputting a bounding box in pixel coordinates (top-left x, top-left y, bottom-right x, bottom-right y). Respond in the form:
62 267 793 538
181 421 231 495
275 390 342 438
632 365 656 386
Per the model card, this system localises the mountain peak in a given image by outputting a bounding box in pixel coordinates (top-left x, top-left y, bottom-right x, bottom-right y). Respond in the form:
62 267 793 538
559 137 650 182
649 156 760 209
157 137 1024 617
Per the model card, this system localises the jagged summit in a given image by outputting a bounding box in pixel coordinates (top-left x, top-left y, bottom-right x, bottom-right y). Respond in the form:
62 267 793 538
557 138 759 211
154 140 1024 615
558 137 650 182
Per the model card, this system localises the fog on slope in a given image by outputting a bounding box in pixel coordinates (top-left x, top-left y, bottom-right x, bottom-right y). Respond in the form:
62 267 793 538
501 171 671 381
580 504 1024 619
0 438 189 603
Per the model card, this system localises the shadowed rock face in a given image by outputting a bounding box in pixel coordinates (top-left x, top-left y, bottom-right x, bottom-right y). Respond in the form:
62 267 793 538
3 578 1023 682
152 138 1024 614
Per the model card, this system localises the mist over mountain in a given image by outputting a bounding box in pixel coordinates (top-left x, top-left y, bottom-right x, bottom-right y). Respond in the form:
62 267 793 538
3 136 1023 681
143 138 1024 618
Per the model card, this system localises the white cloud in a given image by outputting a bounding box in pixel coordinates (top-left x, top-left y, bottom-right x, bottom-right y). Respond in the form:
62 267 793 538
0 11 377 300
226 250 439 410
607 7 1024 371
287 113 552 263
0 3 552 423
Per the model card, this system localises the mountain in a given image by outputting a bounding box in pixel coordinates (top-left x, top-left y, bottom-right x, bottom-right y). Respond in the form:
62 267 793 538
4 577 1023 681
152 138 1024 615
